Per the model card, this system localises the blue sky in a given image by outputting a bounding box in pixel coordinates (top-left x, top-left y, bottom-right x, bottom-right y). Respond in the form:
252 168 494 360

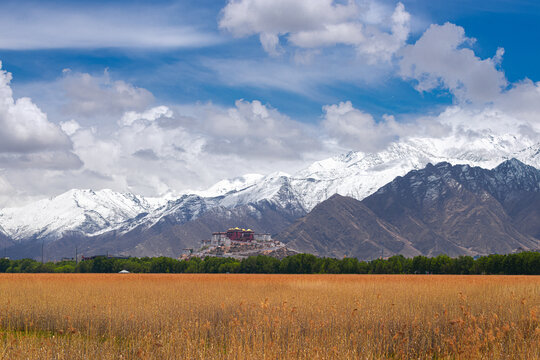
0 0 540 205
1 0 539 121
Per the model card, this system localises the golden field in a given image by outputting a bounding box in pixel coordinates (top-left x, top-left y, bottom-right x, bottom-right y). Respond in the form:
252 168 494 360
0 274 539 359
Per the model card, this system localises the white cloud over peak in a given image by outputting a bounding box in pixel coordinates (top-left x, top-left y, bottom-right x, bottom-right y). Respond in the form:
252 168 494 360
322 101 398 152
189 100 322 159
220 0 410 62
496 79 540 125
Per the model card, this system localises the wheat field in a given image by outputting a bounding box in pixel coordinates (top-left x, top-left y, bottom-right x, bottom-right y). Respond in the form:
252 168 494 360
0 274 539 359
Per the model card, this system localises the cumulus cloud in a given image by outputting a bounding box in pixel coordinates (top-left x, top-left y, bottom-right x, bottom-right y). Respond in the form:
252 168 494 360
62 70 154 118
120 106 173 126
322 101 398 152
0 62 72 154
220 0 355 36
59 120 81 136
219 0 410 62
399 23 507 103
398 21 540 135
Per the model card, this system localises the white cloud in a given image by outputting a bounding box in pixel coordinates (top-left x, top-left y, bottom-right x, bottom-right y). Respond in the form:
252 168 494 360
62 71 154 118
0 174 15 208
121 106 173 126
399 22 507 103
0 5 219 50
289 23 365 48
120 105 173 126
322 101 399 152
0 62 72 153
495 79 540 125
220 0 355 36
23 99 324 203
260 33 283 57
219 0 410 62
60 120 81 136
189 100 322 159
397 21 540 134
355 2 410 63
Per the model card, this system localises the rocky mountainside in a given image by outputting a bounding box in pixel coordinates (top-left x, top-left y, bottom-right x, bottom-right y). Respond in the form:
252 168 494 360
276 194 421 259
279 159 540 260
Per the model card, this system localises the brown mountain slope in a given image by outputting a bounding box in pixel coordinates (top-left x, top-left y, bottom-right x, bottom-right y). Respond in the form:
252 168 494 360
500 192 540 239
278 194 422 260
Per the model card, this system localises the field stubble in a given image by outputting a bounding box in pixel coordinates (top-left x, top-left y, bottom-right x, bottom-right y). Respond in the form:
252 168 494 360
0 274 539 359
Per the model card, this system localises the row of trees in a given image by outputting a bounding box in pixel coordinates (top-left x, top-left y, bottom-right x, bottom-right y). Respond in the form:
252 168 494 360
1 252 540 275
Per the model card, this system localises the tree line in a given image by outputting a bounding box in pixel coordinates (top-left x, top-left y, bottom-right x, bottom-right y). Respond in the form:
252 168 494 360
1 252 539 274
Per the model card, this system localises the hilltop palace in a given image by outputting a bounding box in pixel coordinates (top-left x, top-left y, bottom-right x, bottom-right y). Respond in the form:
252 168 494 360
185 227 296 259
203 227 272 247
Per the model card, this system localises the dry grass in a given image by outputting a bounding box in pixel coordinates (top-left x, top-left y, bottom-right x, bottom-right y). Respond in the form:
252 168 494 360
0 274 539 359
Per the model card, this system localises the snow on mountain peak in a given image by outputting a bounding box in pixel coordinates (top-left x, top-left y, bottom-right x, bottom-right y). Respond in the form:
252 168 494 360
193 173 265 197
216 171 293 209
288 136 539 211
0 189 154 241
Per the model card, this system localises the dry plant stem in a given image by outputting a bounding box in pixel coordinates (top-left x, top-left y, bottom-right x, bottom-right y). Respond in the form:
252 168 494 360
0 274 539 359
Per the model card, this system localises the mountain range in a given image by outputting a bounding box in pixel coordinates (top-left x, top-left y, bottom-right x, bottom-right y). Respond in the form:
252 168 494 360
1 134 539 261
279 159 540 259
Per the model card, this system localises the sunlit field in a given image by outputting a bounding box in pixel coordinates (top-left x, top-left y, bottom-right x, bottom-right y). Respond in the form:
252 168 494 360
0 274 539 359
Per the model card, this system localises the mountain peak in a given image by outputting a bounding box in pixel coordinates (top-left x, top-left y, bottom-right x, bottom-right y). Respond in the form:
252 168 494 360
496 158 529 170
0 188 154 241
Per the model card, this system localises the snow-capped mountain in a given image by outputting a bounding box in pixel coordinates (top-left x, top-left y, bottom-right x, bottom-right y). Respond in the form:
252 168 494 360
192 174 266 198
0 132 539 244
118 173 305 234
0 189 154 241
288 134 539 211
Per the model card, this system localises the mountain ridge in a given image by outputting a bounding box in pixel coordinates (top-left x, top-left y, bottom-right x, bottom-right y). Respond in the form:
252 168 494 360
279 159 540 260
1 134 539 259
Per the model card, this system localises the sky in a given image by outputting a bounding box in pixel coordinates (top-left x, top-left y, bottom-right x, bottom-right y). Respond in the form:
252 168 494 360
0 0 540 207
